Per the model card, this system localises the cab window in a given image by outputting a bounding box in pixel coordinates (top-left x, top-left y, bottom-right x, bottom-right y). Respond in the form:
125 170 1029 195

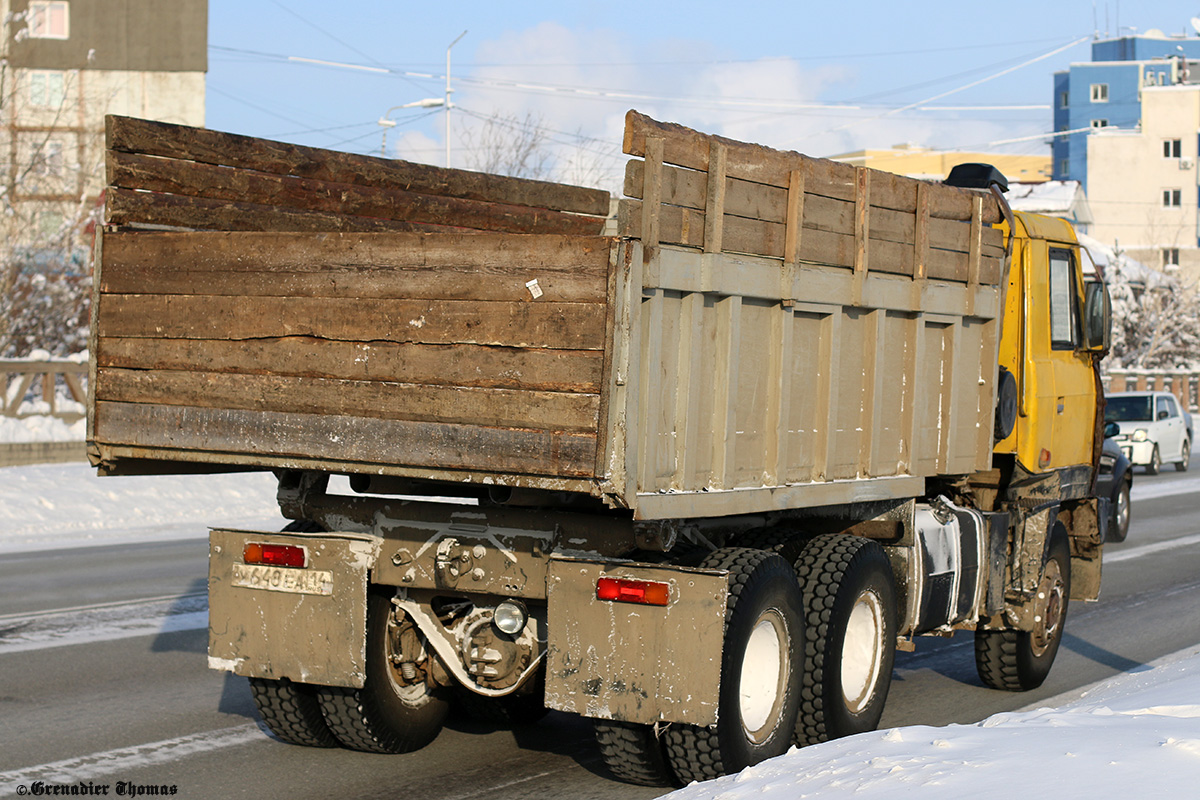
1049 248 1080 349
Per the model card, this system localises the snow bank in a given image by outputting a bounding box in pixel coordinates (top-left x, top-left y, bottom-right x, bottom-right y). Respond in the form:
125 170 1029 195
666 648 1200 799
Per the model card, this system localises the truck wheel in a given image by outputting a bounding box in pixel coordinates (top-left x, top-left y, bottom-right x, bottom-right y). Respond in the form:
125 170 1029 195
975 524 1070 691
1177 439 1190 472
317 588 449 753
663 549 804 784
594 720 675 786
792 534 896 746
1147 446 1161 475
1108 480 1131 543
249 678 338 747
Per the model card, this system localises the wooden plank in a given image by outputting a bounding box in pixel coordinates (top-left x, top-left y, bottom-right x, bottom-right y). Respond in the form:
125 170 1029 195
704 142 727 254
782 169 805 305
95 368 601 433
93 400 598 478
620 198 1002 283
107 115 611 216
97 295 607 350
100 231 612 304
105 187 446 234
107 150 605 236
97 337 604 393
624 160 1004 258
622 110 1002 223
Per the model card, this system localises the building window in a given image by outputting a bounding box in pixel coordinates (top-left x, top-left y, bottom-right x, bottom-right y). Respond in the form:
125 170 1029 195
1160 71 1168 85
1163 188 1182 207
31 139 64 176
1091 119 1109 128
1165 139 1183 158
1146 71 1158 86
28 1 69 40
1164 248 1181 266
1091 83 1109 102
1059 91 1069 108
1059 159 1069 175
29 71 65 108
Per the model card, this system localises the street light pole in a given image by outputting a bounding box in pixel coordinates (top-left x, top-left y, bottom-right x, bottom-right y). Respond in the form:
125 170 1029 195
445 30 467 169
378 97 445 158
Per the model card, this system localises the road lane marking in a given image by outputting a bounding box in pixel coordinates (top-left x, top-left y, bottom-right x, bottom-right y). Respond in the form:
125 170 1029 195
0 594 208 654
1105 532 1200 564
0 724 262 785
1131 475 1200 502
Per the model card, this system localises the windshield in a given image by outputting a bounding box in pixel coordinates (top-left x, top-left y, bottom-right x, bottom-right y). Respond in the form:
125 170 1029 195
1106 395 1153 422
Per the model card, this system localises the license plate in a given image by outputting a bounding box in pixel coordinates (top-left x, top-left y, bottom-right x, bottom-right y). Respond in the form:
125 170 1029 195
231 563 333 596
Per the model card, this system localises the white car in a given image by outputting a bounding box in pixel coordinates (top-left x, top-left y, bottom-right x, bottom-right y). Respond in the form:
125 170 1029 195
1106 391 1191 474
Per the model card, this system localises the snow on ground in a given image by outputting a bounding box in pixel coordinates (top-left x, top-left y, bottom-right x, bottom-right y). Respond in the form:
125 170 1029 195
666 646 1200 799
0 461 284 553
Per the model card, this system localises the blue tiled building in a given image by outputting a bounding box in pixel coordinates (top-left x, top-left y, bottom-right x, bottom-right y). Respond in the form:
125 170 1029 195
1053 33 1200 190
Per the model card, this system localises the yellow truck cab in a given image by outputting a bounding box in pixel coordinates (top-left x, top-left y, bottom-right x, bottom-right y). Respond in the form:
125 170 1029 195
993 209 1109 486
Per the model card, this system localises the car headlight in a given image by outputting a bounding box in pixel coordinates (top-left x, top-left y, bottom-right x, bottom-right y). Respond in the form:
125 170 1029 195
1099 453 1115 472
1133 429 1149 442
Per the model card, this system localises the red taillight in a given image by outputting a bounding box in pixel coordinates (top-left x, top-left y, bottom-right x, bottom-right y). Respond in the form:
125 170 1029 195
596 577 670 606
243 542 307 568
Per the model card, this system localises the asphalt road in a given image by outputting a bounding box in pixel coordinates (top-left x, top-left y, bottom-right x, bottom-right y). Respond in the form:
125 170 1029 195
2 464 1199 800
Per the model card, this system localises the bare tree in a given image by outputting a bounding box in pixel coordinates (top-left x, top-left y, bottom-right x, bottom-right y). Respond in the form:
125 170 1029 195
459 110 553 181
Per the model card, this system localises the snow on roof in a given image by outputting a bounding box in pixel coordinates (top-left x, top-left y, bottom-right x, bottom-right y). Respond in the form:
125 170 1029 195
1007 180 1081 215
1077 232 1171 288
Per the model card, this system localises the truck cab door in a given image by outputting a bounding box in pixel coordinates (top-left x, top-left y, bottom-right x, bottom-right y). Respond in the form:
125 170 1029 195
1024 242 1096 474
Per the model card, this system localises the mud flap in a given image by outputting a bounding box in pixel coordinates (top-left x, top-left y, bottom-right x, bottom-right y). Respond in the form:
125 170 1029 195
544 557 727 726
207 528 379 688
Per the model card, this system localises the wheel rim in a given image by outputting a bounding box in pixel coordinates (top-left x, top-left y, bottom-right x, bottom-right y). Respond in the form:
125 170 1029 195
1115 485 1130 534
739 611 788 742
841 591 885 713
1029 558 1065 657
1183 445 1191 469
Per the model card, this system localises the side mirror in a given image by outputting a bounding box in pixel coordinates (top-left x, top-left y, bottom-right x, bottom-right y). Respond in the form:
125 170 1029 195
1104 421 1120 438
1158 409 1170 421
1083 280 1111 353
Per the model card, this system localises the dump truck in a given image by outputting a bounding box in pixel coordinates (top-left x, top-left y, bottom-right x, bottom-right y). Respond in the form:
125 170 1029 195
87 111 1111 786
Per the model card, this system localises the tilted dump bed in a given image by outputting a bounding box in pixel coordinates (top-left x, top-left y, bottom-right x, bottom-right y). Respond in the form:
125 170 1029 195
89 111 1005 520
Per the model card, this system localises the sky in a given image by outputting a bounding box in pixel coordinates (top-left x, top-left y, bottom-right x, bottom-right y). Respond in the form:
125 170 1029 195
206 1 1200 190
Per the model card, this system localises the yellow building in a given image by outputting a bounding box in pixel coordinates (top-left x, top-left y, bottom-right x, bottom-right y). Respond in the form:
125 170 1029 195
830 144 1051 184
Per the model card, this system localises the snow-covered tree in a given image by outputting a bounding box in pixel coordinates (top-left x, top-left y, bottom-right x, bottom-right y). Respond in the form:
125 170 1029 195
1086 235 1200 370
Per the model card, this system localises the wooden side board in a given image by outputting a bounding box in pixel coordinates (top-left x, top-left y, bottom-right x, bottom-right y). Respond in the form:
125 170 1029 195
90 230 614 480
619 110 1004 289
104 115 611 235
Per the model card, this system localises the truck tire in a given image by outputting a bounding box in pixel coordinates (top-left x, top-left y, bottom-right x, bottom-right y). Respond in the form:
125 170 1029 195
594 720 675 786
317 588 449 753
249 678 338 748
975 524 1070 691
792 534 896 746
1108 479 1131 543
663 548 804 784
